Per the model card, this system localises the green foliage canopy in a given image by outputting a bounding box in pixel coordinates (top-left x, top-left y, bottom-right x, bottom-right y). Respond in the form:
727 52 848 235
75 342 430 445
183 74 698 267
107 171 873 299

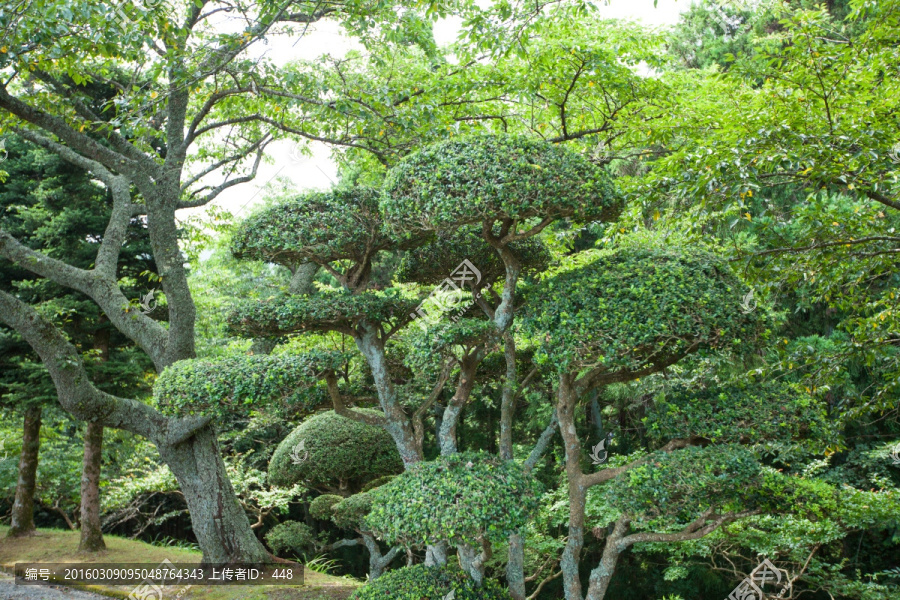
349 564 511 600
231 187 394 268
395 228 552 286
645 381 835 447
524 246 770 374
365 451 542 547
381 134 620 235
265 520 316 558
269 411 403 493
153 352 343 417
602 445 762 529
228 288 422 337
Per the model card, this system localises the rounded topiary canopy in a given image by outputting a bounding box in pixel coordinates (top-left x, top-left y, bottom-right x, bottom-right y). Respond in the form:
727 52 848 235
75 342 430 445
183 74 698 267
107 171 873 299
153 353 339 417
264 520 316 558
365 451 542 547
349 564 511 600
231 187 394 267
228 288 422 338
332 492 373 530
309 494 342 520
269 410 404 493
645 381 834 445
395 227 552 286
523 247 769 374
601 445 761 529
381 134 619 234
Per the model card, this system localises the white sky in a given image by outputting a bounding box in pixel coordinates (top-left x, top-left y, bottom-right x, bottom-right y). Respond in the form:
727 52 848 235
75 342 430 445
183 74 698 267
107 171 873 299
202 0 690 221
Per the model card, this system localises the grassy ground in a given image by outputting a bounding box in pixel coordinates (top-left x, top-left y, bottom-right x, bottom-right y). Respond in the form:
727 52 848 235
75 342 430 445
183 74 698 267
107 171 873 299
0 526 360 599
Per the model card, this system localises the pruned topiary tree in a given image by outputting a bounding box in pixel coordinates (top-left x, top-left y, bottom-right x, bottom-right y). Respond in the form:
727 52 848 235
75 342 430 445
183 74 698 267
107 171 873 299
269 410 404 495
522 243 772 600
366 451 543 584
306 487 403 579
349 563 512 600
226 134 622 587
265 520 317 561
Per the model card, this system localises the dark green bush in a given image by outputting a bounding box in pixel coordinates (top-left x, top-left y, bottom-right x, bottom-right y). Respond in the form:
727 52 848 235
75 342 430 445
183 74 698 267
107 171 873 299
332 492 373 530
153 353 335 417
309 494 342 520
269 411 403 492
395 227 551 286
644 381 835 445
361 475 396 493
265 520 315 558
349 564 511 600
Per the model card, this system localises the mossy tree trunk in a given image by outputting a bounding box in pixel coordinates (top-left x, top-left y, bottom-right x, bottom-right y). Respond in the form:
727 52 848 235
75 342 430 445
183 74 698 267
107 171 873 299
78 420 106 552
8 405 41 538
80 326 109 552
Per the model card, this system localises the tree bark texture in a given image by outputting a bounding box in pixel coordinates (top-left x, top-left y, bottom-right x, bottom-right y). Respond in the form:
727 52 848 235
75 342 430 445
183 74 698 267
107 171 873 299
8 405 42 538
78 421 106 552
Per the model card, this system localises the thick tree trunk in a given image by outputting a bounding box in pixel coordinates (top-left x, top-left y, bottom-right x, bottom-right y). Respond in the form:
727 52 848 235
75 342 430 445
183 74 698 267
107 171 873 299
499 332 517 460
289 261 319 295
157 428 270 564
424 541 448 566
557 375 587 600
80 326 109 552
78 421 106 552
354 327 420 466
8 405 41 538
458 543 486 586
361 533 401 580
583 518 629 600
438 352 482 456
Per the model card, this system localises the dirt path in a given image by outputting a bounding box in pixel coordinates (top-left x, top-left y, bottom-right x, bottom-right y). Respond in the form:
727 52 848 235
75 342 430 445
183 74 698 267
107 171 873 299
0 572 113 600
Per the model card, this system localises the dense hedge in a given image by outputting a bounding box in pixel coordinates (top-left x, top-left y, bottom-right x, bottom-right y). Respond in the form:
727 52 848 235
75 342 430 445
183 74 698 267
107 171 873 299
349 564 511 600
231 187 396 267
523 247 769 373
269 411 404 492
365 452 542 547
381 134 619 234
228 288 423 337
153 353 340 417
645 381 835 445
